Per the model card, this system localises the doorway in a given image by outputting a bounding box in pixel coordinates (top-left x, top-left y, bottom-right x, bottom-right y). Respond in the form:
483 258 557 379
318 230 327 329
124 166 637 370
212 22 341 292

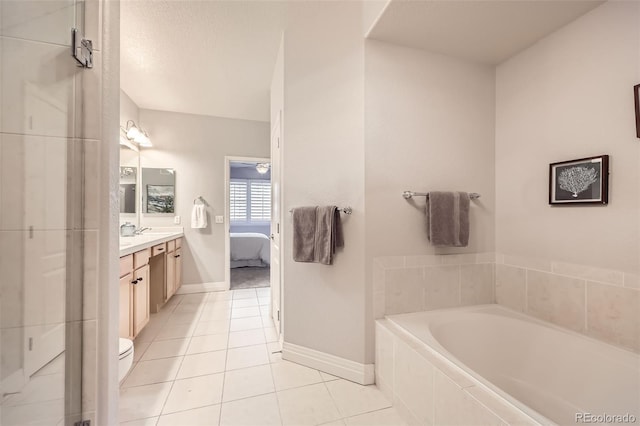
225 157 272 291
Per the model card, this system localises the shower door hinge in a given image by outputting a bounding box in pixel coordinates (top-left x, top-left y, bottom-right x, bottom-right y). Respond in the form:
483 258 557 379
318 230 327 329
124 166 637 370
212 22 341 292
74 421 90 426
277 310 280 321
71 28 93 69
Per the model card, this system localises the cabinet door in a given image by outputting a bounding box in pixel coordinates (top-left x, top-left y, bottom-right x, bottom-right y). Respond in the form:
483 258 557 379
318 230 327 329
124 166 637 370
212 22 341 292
175 248 183 292
119 273 133 338
166 251 176 300
132 264 150 337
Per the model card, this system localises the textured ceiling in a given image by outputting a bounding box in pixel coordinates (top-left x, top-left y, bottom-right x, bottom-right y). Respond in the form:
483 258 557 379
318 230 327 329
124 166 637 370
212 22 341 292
121 0 286 122
368 0 604 64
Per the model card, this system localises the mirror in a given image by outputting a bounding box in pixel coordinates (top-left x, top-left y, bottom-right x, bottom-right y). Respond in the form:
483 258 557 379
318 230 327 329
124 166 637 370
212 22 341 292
120 144 140 225
119 167 137 213
142 168 176 214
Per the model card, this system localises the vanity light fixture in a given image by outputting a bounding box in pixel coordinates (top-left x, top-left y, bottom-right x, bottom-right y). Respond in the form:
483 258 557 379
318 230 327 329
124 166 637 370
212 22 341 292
121 120 152 148
256 163 270 174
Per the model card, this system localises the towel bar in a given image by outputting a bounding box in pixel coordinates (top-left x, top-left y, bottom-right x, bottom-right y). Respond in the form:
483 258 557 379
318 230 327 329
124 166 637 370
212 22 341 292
193 196 207 205
402 191 480 200
289 206 353 215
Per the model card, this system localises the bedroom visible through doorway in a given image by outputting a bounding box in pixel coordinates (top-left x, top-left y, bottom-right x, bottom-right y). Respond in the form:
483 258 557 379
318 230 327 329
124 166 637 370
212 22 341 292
227 159 272 290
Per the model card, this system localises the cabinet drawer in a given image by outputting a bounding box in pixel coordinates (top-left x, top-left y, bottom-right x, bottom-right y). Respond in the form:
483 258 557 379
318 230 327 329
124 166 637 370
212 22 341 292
152 243 166 256
176 238 183 249
134 248 151 270
120 255 133 278
167 239 176 252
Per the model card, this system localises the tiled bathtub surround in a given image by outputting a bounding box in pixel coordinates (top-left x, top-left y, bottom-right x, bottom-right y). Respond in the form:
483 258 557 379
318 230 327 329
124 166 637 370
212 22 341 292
495 255 640 353
373 252 639 353
375 321 537 426
373 253 496 318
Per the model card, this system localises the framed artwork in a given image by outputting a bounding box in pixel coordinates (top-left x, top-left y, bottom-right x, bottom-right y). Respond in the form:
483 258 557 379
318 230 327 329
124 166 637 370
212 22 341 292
549 155 609 205
146 184 175 213
635 84 640 138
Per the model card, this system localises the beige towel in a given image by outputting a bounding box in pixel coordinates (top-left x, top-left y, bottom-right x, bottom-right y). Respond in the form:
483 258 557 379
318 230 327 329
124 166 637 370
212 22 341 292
293 206 344 265
427 192 470 247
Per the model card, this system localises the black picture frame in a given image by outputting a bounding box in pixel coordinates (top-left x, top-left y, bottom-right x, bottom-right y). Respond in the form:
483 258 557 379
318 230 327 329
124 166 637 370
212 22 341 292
549 155 609 205
635 84 640 138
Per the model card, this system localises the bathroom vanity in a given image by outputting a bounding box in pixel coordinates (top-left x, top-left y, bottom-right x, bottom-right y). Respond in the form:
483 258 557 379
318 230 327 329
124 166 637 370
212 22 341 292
119 232 184 339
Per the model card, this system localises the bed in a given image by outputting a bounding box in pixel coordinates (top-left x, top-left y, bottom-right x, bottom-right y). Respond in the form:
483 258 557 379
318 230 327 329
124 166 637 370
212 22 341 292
230 233 271 268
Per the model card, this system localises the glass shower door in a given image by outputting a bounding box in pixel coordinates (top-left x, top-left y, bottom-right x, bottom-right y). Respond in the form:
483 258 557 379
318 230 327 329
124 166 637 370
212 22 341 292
0 1 87 424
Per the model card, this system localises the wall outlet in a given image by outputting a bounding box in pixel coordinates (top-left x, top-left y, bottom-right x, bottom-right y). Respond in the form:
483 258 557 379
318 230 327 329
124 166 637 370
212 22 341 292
174 216 181 224
215 215 224 224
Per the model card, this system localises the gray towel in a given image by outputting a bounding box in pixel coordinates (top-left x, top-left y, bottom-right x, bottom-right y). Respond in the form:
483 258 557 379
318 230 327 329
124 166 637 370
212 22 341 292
293 206 344 265
427 192 470 247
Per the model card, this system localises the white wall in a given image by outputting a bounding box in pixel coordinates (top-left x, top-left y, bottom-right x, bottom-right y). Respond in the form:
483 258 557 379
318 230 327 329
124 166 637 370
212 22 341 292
495 1 640 274
281 1 367 365
138 109 270 284
365 40 496 259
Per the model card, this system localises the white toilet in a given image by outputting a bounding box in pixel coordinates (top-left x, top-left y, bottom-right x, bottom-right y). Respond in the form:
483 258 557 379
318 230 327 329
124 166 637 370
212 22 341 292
118 338 134 383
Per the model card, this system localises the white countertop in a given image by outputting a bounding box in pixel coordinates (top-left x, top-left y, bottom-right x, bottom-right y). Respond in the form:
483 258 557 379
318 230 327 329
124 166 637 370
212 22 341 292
119 230 184 257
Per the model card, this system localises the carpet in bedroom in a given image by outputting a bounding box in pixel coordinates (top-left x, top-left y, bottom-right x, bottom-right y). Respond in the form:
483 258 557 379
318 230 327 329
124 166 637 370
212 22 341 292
230 266 270 289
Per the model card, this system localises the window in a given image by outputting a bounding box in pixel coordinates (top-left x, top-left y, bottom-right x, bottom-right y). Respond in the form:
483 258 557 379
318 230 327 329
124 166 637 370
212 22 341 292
230 179 271 223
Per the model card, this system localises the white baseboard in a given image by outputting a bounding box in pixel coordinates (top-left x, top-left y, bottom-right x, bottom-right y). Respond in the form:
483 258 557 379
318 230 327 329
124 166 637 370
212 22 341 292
282 342 374 385
177 282 228 294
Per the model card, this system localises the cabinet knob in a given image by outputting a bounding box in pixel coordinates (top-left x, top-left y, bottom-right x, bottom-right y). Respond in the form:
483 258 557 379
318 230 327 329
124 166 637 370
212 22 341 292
137 277 143 282
130 280 137 285
174 254 180 258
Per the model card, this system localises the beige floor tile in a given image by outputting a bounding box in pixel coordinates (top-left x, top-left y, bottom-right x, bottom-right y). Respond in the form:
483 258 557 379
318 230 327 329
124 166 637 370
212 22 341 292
203 300 234 311
263 327 279 343
228 329 266 348
177 350 227 379
222 364 275 402
320 420 346 426
226 344 269 371
344 407 408 425
277 383 341 426
231 307 261 319
232 298 259 308
173 303 204 314
141 338 190 361
165 311 202 325
256 288 270 298
157 404 221 426
271 360 323 391
232 289 257 299
194 320 230 336
122 357 182 388
119 382 173 422
181 293 209 305
133 341 151 362
162 373 224 414
325 380 391 418
230 317 263 332
320 372 340 382
121 416 160 426
199 308 232 322
187 334 229 355
155 323 195 341
208 291 233 302
220 393 281 426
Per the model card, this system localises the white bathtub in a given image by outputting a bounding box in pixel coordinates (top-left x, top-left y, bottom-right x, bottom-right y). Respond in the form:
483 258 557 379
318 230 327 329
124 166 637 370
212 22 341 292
380 305 640 425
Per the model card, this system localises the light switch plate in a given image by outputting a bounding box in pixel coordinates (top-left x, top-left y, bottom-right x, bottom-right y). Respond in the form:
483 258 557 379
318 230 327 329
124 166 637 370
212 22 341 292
215 215 224 224
174 216 181 224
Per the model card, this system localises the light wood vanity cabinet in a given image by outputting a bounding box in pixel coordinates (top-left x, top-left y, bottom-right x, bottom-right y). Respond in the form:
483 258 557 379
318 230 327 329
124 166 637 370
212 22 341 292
120 237 183 338
166 238 183 300
119 251 150 339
